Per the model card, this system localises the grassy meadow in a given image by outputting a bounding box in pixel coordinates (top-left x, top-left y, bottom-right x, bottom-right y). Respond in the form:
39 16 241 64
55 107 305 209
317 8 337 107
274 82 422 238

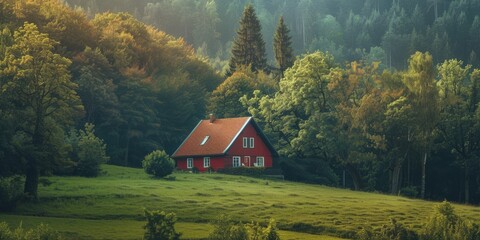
1 164 480 239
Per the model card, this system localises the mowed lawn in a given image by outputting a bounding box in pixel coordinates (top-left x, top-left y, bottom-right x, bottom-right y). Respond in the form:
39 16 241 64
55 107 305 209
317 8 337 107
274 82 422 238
1 164 480 239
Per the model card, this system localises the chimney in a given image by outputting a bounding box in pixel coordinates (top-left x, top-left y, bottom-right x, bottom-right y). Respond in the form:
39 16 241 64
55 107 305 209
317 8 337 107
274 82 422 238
209 113 216 123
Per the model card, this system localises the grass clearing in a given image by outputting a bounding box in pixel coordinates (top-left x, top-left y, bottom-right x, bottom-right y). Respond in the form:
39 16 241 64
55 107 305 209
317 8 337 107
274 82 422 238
1 164 479 239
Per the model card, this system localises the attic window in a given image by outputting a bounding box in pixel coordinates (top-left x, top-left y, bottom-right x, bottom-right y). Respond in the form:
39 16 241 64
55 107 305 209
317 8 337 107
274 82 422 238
200 136 209 145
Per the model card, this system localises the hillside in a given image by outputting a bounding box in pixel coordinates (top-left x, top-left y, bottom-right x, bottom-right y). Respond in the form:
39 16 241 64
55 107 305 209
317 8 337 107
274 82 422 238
1 165 479 239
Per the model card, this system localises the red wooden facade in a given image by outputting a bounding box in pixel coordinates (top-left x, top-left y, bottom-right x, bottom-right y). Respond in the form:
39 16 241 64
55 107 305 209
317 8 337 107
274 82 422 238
172 116 277 172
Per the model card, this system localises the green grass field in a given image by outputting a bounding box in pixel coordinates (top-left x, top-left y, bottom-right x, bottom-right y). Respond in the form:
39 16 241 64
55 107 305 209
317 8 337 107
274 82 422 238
1 164 479 239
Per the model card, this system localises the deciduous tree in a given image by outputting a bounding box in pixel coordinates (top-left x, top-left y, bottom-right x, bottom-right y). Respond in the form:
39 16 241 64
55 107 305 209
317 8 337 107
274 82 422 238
437 60 480 203
0 23 81 198
403 52 439 199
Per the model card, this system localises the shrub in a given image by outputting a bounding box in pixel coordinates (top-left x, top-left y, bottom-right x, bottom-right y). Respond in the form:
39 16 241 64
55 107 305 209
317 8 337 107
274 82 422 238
0 221 63 240
209 215 280 240
422 201 480 240
65 123 109 177
217 167 266 177
355 218 418 240
209 215 248 240
76 124 109 177
398 186 418 198
142 150 175 178
143 209 181 240
378 218 418 240
0 176 24 211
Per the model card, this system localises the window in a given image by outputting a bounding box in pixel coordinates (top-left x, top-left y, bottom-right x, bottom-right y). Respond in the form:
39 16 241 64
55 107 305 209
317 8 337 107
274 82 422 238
233 156 241 167
249 137 254 148
200 136 209 145
243 137 248 148
203 157 210 168
255 157 264 167
187 158 193 168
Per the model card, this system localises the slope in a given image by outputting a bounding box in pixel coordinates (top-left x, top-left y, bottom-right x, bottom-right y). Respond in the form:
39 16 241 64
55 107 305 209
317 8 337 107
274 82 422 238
1 164 479 239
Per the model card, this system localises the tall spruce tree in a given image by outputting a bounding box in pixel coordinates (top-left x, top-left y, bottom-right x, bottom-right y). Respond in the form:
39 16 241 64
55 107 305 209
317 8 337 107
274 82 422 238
227 4 267 77
273 16 294 78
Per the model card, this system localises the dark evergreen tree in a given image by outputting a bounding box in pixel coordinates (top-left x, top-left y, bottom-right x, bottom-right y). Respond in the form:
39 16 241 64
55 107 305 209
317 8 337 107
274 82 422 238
273 16 294 78
227 4 267 77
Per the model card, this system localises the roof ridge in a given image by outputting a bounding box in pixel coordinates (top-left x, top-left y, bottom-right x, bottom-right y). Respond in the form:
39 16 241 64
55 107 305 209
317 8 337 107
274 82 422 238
222 117 252 154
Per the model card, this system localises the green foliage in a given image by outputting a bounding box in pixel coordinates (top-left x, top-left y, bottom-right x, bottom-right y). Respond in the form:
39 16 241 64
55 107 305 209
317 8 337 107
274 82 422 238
209 215 280 240
227 4 267 76
402 52 438 198
217 167 267 177
273 16 294 78
142 150 175 178
398 186 419 198
0 221 63 240
422 201 480 240
209 66 276 118
279 158 338 186
0 21 81 198
436 59 480 203
143 209 181 240
0 176 23 211
355 218 418 240
67 123 109 177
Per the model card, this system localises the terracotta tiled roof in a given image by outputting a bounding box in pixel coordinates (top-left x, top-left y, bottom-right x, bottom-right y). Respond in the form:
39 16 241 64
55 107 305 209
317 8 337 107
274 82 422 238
172 117 251 158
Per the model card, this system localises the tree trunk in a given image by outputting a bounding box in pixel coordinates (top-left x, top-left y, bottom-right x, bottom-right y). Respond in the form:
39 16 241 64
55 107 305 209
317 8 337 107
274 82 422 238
391 159 402 195
407 154 411 186
346 165 363 190
465 163 470 204
124 130 130 167
24 160 39 199
302 16 305 50
421 152 427 199
24 107 44 199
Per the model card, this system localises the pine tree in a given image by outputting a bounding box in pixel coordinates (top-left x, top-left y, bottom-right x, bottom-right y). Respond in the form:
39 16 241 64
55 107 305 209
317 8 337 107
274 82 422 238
273 16 294 78
227 4 266 77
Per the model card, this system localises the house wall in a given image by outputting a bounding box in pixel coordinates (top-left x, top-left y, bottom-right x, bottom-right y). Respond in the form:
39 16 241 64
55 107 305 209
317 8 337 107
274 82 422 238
175 122 274 171
176 157 225 172
225 123 273 168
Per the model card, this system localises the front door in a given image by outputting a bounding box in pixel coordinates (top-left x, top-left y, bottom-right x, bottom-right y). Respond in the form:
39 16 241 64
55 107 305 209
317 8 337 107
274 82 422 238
244 156 250 167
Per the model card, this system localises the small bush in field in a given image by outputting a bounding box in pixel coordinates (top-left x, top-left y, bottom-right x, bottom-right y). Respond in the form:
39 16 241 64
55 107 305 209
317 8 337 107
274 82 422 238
398 186 418 198
0 221 63 240
65 123 109 177
0 176 24 211
422 201 480 240
142 150 175 178
143 209 181 240
355 218 418 240
209 215 280 240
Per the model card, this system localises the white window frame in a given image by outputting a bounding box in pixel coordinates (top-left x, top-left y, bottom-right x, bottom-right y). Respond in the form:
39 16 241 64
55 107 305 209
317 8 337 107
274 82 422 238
203 157 211 168
255 156 264 167
233 156 241 168
243 137 248 148
187 158 193 169
249 137 254 148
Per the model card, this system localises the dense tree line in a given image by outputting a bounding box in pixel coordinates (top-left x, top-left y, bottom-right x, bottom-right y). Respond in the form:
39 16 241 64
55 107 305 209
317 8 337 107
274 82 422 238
1 0 480 206
0 0 220 197
241 51 480 204
67 0 480 73
210 4 480 204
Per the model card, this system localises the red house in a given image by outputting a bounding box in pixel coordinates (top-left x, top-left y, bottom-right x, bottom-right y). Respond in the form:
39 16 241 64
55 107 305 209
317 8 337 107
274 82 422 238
172 115 278 172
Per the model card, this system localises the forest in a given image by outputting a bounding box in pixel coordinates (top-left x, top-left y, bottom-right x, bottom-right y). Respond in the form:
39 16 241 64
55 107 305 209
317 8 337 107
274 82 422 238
0 0 480 207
